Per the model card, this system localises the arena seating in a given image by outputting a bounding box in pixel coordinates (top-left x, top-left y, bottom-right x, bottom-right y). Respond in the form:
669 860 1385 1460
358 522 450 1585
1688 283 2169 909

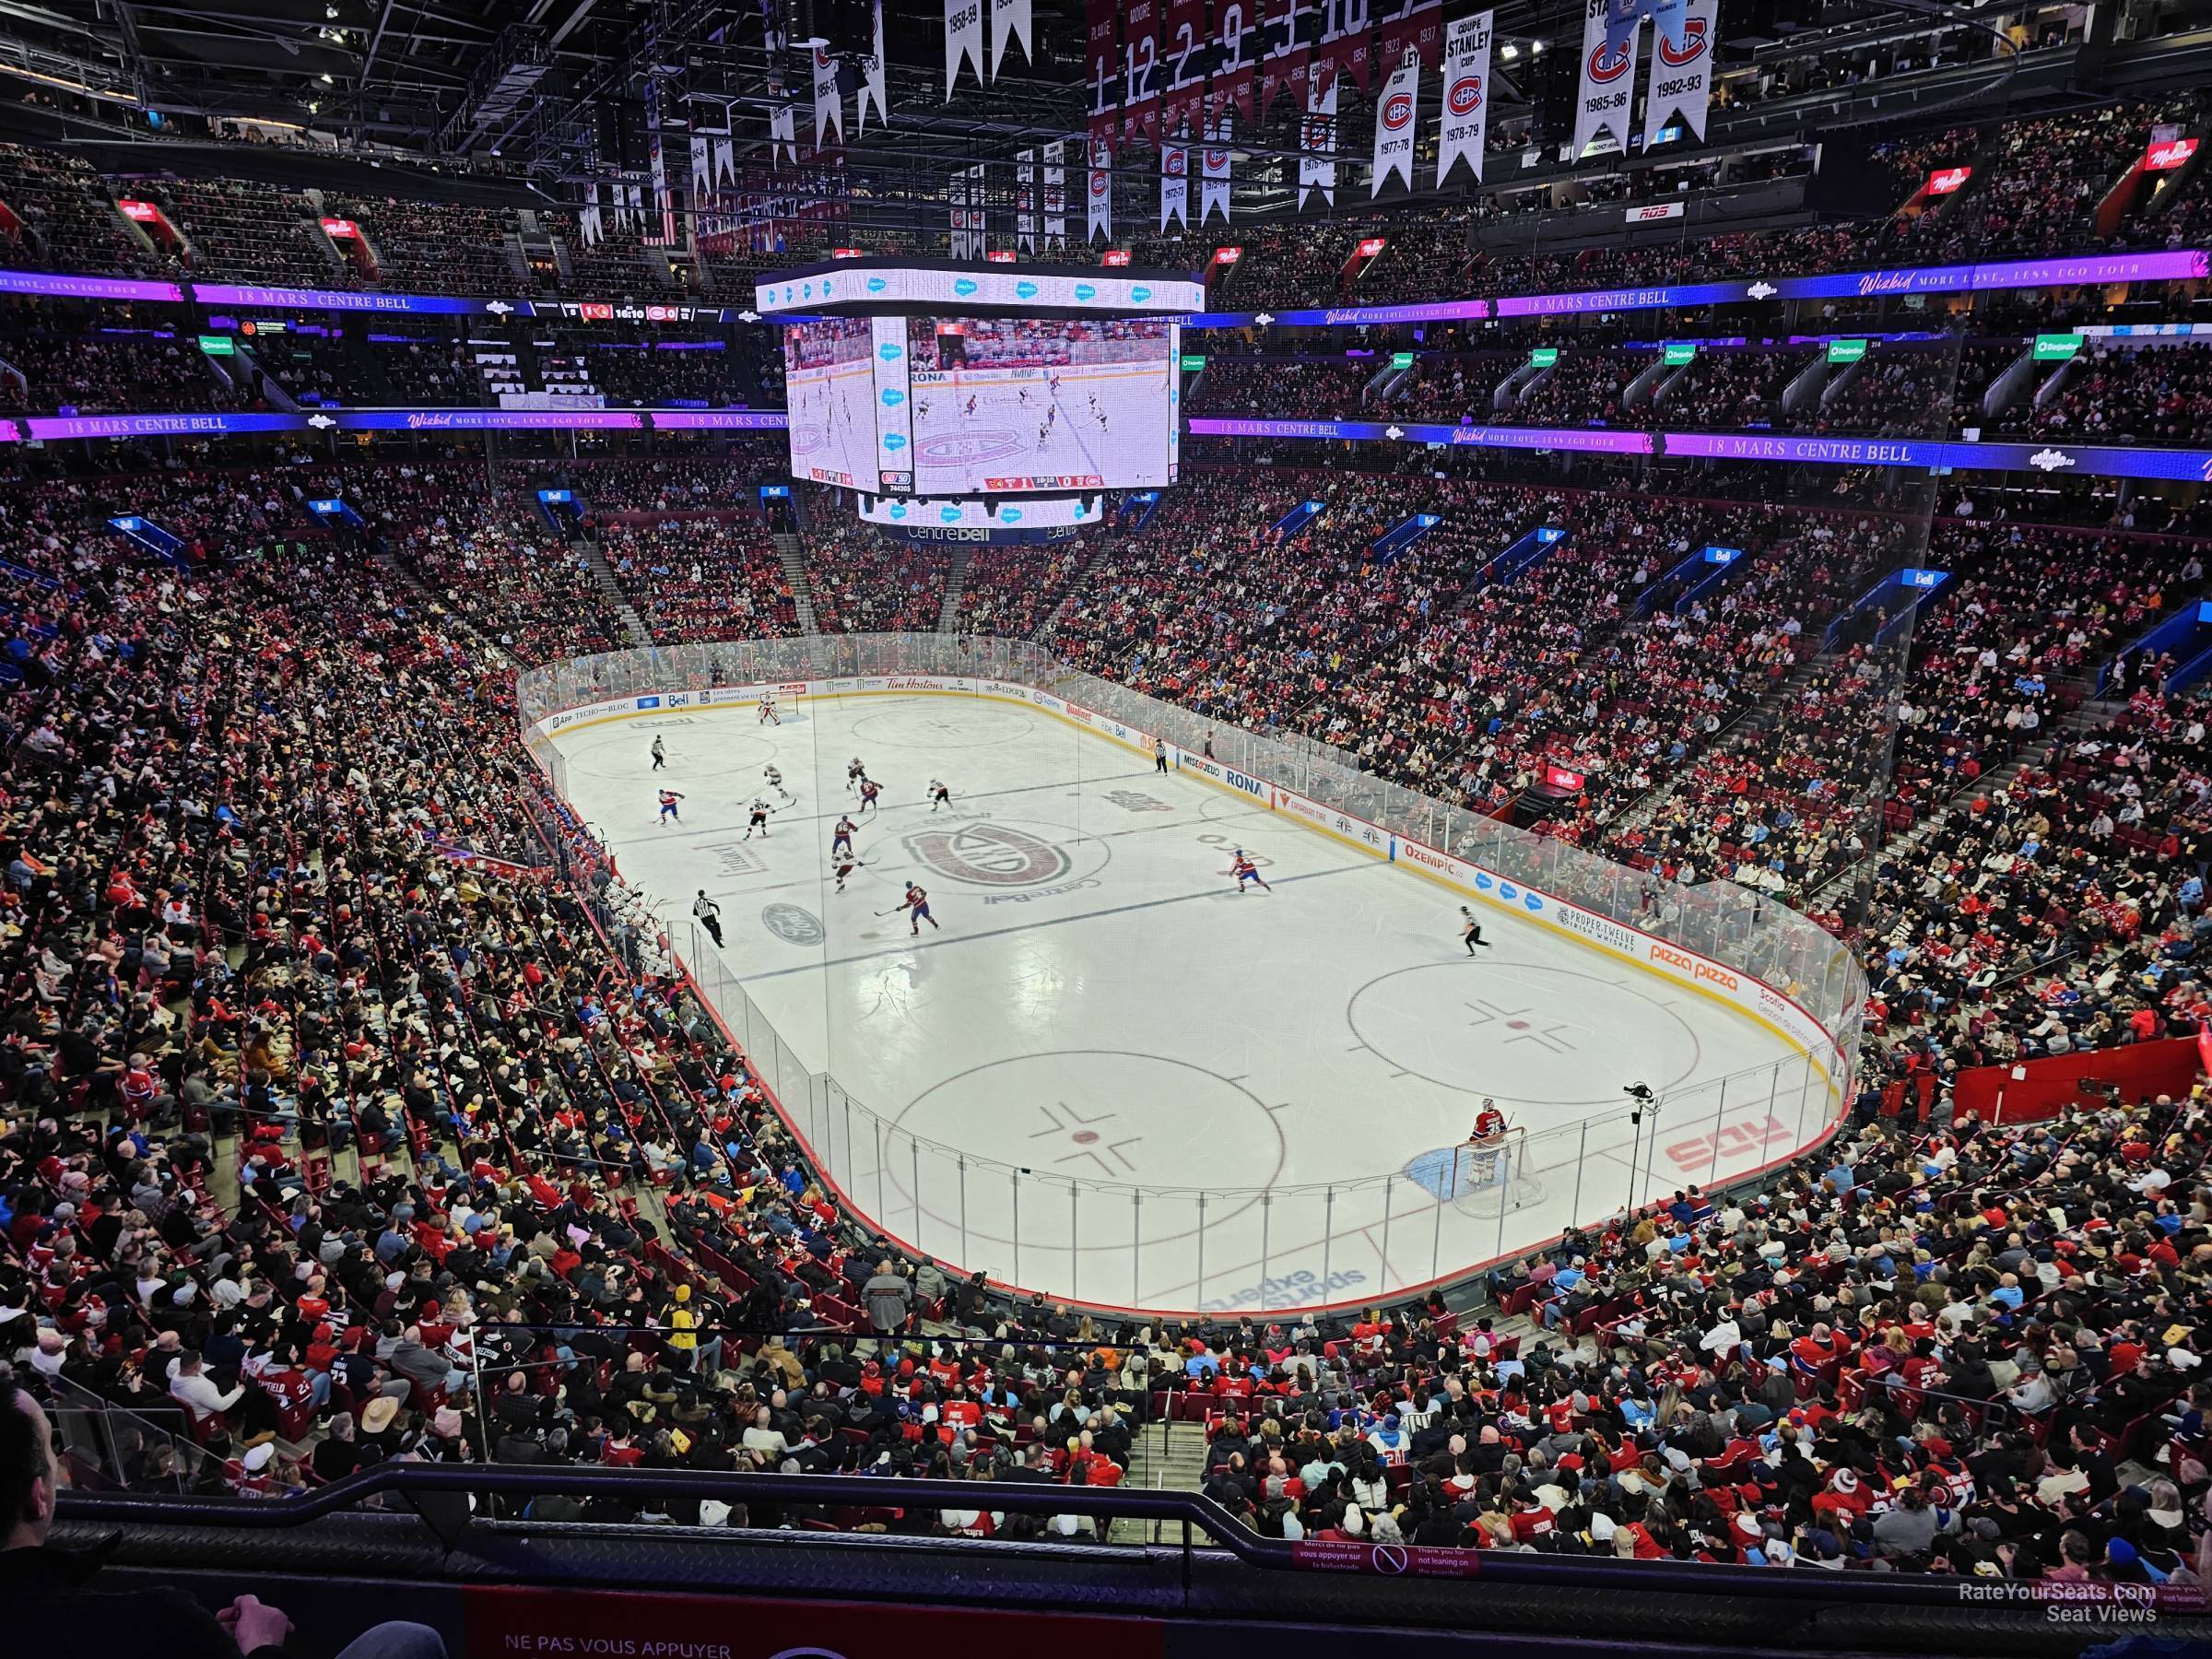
9 75 2212 1603
3 445 2210 1584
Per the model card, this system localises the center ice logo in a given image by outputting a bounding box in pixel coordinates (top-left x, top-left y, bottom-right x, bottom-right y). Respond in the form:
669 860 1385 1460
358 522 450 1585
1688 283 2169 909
905 824 1070 888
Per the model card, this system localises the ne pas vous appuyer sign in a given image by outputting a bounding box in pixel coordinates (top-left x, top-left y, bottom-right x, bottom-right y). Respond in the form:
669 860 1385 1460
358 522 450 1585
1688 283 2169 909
1291 1539 1482 1577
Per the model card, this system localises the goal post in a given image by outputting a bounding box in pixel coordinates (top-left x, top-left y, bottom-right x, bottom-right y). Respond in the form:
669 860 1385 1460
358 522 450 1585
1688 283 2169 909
1450 1125 1546 1218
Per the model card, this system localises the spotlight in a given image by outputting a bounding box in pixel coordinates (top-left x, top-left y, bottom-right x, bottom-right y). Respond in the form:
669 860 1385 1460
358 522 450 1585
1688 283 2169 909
1500 41 1519 60
319 72 334 83
1532 38 1546 53
325 3 338 14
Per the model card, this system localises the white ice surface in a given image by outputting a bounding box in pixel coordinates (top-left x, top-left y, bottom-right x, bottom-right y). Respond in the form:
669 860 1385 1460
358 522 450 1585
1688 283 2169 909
554 692 1826 1314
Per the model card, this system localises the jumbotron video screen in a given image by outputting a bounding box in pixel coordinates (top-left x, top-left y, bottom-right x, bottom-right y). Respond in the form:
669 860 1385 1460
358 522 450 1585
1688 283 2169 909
782 313 1180 496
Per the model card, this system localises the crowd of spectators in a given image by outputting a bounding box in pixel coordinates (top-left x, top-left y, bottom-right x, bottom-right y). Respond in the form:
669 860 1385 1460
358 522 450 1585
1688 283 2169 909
0 325 234 415
0 446 2206 1592
2005 345 2212 446
599 517 800 641
959 539 1098 640
806 524 946 633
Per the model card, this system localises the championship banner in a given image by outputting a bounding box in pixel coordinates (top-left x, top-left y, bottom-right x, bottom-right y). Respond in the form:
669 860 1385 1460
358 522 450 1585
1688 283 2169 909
991 0 1031 77
1087 0 1120 149
812 47 843 147
1299 76 1339 208
1437 9 1491 186
1160 142 1190 229
688 134 711 194
1317 0 1371 96
946 0 983 99
858 0 888 133
1017 148 1037 251
1124 0 1160 146
1201 120 1233 224
769 100 796 166
1369 50 1418 196
1088 139 1113 241
1261 0 1312 118
1214 0 1256 122
1042 139 1067 246
1573 0 1639 158
1643 0 1716 144
1163 0 1208 137
1377 0 1441 78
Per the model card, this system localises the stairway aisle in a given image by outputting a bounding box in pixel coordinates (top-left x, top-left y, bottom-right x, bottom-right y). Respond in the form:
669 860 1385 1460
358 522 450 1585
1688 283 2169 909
582 539 652 646
936 549 972 633
772 532 820 634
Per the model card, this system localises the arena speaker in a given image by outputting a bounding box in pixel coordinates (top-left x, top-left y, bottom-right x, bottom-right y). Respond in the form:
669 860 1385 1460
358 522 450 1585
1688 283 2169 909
597 98 650 171
806 0 876 59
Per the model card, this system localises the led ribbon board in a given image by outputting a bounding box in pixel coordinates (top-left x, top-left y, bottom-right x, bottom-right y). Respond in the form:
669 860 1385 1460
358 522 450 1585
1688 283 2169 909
19 408 788 441
856 493 1105 528
752 265 1206 316
1181 250 2210 329
1184 416 2212 483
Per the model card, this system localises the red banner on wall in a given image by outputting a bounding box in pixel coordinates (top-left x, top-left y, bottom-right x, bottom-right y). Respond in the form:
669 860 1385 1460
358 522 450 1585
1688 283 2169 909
1087 0 1120 154
1260 0 1312 117
1123 0 1161 146
1213 0 1257 121
1162 0 1208 137
1951 1033 2205 1126
464 1588 1165 1659
1376 0 1441 76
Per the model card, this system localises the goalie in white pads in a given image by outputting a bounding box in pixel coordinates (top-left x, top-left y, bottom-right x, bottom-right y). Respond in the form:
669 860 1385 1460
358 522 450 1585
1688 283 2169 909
758 692 781 725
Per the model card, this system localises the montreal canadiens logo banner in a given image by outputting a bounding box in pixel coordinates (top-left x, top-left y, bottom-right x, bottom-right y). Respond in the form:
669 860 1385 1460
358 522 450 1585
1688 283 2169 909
1573 0 1639 159
1436 9 1491 186
1369 52 1420 197
1642 0 1716 145
1088 139 1113 242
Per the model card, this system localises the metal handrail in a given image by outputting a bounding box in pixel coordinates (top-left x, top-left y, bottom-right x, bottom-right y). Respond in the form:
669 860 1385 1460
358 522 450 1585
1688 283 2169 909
53 1462 1995 1606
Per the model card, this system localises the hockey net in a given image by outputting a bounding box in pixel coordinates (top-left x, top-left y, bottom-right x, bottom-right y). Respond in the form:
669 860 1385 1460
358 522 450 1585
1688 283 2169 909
1449 1126 1547 1219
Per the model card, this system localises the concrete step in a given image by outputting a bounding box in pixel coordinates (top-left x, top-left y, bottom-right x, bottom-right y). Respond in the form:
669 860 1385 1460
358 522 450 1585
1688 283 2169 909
771 532 820 635
936 551 972 633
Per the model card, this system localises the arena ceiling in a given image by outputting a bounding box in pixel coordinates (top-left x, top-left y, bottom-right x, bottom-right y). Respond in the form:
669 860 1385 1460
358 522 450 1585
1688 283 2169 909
12 0 2124 212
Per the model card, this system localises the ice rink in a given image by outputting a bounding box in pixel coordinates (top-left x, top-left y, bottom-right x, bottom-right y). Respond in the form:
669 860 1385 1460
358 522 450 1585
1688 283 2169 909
552 690 1834 1314
910 364 1173 493
787 359 877 491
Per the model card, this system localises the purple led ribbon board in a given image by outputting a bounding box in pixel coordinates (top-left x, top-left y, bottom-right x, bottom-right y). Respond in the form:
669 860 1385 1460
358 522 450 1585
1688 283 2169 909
0 271 183 304
1185 416 1653 454
1182 249 2210 330
191 282 524 317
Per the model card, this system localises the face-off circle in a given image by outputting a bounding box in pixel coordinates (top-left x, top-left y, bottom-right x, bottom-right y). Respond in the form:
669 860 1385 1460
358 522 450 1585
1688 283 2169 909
888 1057 1291 1256
1347 960 1708 1106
